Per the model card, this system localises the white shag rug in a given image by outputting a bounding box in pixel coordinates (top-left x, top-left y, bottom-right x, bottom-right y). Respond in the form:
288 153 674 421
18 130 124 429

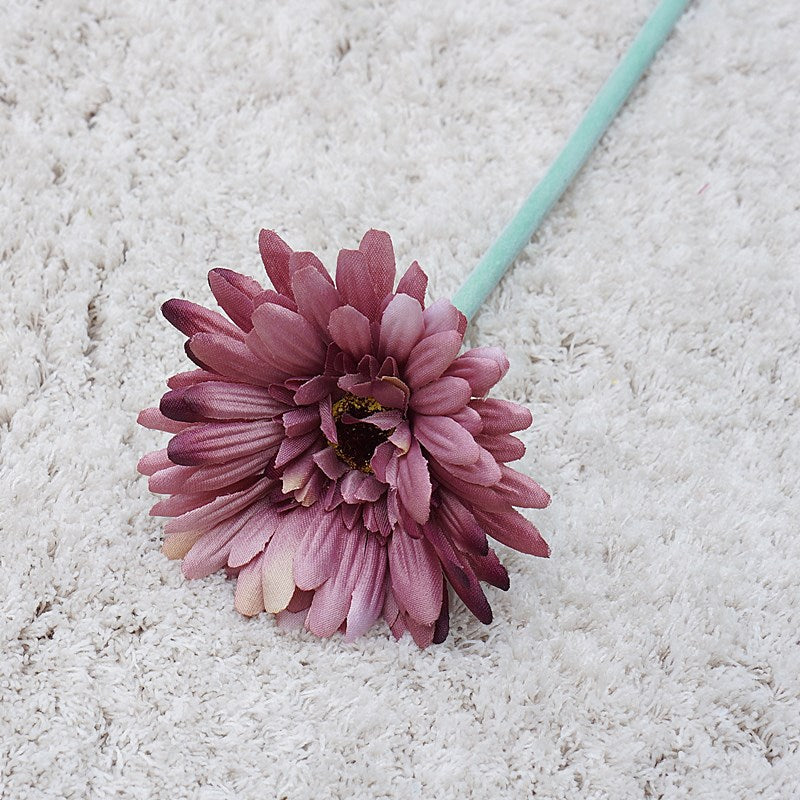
1 1 798 797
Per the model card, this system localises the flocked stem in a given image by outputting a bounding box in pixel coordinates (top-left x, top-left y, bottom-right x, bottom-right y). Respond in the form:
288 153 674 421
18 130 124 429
451 0 691 321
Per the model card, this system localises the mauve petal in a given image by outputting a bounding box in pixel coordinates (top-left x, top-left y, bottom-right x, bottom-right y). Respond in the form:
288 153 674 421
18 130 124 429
379 294 424 364
470 399 532 434
427 462 509 513
313 447 347 481
471 505 550 558
183 509 258 578
465 548 510 590
275 430 319 471
405 615 435 648
282 406 320 437
178 382 287 421
409 376 471 416
188 333 273 386
496 465 551 509
336 249 380 321
292 266 341 335
432 445 501 486
250 303 327 376
445 347 509 397
437 491 489 556
253 289 297 312
424 523 492 624
306 532 365 637
289 250 333 285
369 440 395 483
176 450 274 493
138 408 190 434
413 414 480 466
259 229 293 298
137 448 172 476
168 420 283 466
208 269 261 332
387 532 443 625
450 405 483 435
359 229 396 301
422 299 466 337
149 464 196 494
227 506 281 568
395 440 431 524
345 536 387 641
286 587 314 613
275 608 309 630
404 330 463 389
294 375 337 406
328 305 373 359
162 299 244 340
166 369 223 389
234 553 265 616
432 585 450 644
475 432 526 462
164 479 271 534
294 514 347 590
347 378 408 410
395 261 427 305
150 492 218 518
319 395 336 443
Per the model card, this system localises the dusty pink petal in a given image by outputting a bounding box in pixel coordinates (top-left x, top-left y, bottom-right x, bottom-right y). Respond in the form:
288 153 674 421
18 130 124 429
305 532 365 637
404 330 463 389
358 229 396 301
174 450 274 493
162 299 245 340
294 375 337 406
289 251 333 285
404 615 435 648
341 410 401 431
137 448 172 476
172 382 287 421
292 266 341 335
382 583 401 630
395 440 432 524
227 506 281 568
275 608 309 630
409 376 471 416
138 408 192 434
395 261 427 305
164 479 271 534
274 430 319 471
470 398 532 435
369 441 395 483
150 492 218 518
253 289 297 312
472 505 550 558
336 249 380 321
168 420 283 466
234 553 265 616
424 523 492 624
450 405 483 434
346 378 408 410
475 432 526 462
294 514 347 590
250 304 327 376
345 536 387 641
182 509 258 578
387 531 443 625
188 333 273 386
433 446 501 486
413 414 480 466
208 269 261 332
496 465 551 509
259 229 293 298
282 406 320 437
465 549 510 590
166 369 223 389
149 464 196 494
286 587 314 613
328 305 373 359
422 299 466 337
319 395 336 443
378 294 424 365
313 445 348 480
437 491 489 556
445 347 509 397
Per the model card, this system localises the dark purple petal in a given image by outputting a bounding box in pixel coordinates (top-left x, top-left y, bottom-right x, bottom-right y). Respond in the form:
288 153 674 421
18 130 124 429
465 548 510 590
432 585 450 644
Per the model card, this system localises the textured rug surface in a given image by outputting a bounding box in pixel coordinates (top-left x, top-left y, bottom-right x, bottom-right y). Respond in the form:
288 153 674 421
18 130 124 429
1 1 798 798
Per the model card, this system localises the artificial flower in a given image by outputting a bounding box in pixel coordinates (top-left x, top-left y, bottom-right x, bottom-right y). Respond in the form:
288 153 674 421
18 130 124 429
138 230 549 646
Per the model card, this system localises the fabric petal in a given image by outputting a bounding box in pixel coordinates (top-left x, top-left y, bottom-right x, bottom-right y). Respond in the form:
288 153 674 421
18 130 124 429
358 229 396 301
395 261 427 305
413 414 480 466
395 440 432 524
162 299 244 340
328 305 373 359
409 376 471 416
259 229 293 298
234 553 265 616
387 531 443 625
250 303 327 376
404 330 463 389
207 269 261 332
336 248 380 321
292 266 341 334
378 294 424 365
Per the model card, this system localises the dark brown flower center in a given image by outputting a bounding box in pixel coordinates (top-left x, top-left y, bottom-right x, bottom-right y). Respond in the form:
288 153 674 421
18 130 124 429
330 394 390 473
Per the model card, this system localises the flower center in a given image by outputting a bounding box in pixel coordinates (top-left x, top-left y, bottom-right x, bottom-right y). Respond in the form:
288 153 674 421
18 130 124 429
330 394 390 474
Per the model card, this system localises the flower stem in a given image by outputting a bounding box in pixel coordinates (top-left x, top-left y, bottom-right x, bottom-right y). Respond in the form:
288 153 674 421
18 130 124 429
451 0 691 321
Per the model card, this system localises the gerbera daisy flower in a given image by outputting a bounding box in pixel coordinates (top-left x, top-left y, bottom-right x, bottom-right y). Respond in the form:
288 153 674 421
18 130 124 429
137 230 550 646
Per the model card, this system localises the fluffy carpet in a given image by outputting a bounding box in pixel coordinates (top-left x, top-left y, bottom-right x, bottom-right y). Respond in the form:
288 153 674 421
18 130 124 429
1 0 798 797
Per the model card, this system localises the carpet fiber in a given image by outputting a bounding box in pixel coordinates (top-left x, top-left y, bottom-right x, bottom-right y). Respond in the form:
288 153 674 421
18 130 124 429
1 1 798 797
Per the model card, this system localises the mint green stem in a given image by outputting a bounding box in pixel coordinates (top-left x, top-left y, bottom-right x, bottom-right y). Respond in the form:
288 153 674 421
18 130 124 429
451 0 690 321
